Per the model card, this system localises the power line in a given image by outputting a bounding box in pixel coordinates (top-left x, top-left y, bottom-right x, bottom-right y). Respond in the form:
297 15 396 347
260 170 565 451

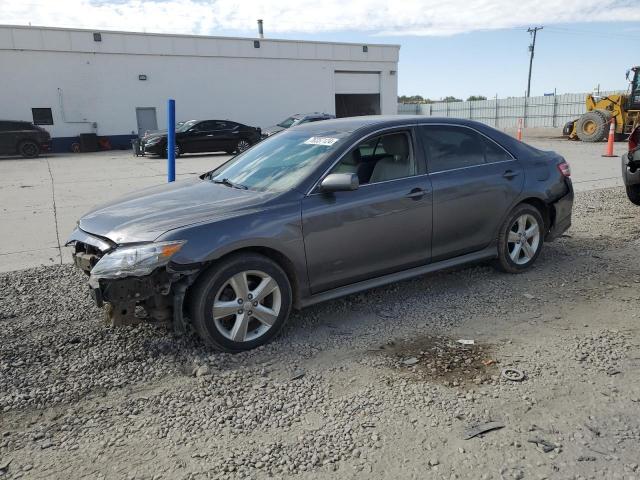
526 26 543 98
544 26 640 41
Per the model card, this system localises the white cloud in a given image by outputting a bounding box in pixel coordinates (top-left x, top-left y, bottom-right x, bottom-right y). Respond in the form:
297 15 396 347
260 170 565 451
2 0 639 37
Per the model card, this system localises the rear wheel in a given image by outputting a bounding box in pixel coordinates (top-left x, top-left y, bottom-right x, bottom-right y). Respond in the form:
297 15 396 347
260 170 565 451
576 111 609 142
18 140 40 158
626 184 640 206
495 204 544 273
188 254 292 352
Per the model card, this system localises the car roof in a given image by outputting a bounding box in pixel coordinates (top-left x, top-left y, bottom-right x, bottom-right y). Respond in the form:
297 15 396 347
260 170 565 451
187 119 245 125
291 115 535 156
292 112 333 119
290 115 416 135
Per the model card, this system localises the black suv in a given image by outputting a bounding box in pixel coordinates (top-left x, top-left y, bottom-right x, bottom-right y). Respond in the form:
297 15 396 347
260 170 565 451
0 120 51 158
142 120 261 157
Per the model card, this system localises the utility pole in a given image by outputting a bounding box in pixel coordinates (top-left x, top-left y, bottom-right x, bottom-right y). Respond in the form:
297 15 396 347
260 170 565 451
526 26 543 98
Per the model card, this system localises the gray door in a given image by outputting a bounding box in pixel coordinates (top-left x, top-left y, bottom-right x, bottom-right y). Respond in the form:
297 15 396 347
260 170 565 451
302 130 432 294
417 125 524 261
136 108 158 137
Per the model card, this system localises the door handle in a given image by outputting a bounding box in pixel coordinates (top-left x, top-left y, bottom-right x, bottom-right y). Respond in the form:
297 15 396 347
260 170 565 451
502 170 519 179
406 188 427 200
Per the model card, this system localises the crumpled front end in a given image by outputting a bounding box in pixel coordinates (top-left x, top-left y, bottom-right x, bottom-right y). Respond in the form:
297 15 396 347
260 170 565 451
66 228 195 332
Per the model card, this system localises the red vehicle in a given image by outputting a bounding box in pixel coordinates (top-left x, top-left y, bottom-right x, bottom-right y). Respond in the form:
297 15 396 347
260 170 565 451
623 125 640 205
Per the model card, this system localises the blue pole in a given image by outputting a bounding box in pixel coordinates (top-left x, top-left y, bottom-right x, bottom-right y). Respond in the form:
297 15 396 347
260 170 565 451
167 99 176 182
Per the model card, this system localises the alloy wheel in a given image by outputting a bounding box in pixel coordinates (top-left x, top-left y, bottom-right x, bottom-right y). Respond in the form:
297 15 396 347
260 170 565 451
212 270 281 342
21 142 38 157
507 214 540 265
237 139 251 153
165 144 180 157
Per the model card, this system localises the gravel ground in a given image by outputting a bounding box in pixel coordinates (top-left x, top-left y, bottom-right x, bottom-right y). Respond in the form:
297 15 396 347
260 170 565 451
1 186 640 480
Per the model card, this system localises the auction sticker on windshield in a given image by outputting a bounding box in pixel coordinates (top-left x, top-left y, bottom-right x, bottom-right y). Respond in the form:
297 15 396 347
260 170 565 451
303 137 339 146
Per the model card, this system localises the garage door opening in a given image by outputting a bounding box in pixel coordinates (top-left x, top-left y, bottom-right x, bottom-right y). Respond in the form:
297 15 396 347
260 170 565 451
335 94 381 118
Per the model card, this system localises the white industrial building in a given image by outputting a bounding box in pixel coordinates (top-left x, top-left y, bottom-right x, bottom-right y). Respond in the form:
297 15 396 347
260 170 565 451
0 25 400 152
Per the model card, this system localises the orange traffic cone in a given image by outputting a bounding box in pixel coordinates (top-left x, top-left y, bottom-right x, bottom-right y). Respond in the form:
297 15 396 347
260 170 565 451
517 118 523 141
602 117 616 157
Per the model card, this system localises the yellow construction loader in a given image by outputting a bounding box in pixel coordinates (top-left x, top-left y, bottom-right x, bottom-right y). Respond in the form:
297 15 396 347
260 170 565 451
564 66 640 142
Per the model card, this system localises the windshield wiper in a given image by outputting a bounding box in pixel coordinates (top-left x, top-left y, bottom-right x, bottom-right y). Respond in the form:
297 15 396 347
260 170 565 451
213 177 248 190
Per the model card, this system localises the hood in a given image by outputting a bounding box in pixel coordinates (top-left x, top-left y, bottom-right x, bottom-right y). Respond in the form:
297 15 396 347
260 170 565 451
142 131 166 141
263 125 286 136
78 177 276 243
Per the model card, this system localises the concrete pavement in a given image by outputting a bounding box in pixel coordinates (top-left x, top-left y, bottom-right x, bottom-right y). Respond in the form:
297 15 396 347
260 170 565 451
0 151 230 272
0 137 628 272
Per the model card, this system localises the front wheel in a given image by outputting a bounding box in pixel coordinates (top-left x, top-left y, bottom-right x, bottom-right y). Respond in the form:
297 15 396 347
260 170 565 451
495 204 544 273
163 143 181 158
188 253 292 352
236 139 251 153
626 184 640 206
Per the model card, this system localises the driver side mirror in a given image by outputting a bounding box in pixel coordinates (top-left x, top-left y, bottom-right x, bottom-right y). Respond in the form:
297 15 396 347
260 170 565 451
319 173 359 192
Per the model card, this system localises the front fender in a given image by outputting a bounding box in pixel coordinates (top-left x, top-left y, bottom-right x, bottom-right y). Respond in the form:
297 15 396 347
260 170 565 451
157 200 309 297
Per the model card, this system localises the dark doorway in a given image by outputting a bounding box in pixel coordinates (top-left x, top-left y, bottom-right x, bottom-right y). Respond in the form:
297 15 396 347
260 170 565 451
335 94 381 118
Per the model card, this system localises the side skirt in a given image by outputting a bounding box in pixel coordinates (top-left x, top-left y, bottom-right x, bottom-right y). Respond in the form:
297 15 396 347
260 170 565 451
299 246 498 308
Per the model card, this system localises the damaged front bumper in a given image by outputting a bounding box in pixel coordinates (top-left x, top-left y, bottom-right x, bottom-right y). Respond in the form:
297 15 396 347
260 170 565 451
66 228 196 332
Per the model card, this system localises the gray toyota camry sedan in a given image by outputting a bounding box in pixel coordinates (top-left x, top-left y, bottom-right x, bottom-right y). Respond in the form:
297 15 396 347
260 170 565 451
67 116 573 351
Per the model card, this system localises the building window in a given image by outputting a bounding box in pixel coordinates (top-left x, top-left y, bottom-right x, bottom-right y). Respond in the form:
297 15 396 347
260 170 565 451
32 108 53 125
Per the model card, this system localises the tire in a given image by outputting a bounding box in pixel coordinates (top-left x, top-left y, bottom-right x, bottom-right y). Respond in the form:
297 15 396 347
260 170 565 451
593 109 612 123
626 184 640 206
163 143 181 158
18 140 40 158
236 139 251 153
495 204 544 273
576 111 609 142
187 253 292 352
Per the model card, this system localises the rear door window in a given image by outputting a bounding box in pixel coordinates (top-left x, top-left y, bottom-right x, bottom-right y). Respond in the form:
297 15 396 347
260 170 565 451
418 125 486 173
482 136 513 163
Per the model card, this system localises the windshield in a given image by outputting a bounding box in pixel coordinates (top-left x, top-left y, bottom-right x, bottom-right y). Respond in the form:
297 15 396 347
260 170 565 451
210 130 348 192
277 116 300 129
176 120 198 133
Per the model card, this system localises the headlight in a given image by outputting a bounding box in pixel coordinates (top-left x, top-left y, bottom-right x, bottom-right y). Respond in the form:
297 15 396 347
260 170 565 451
89 241 185 287
146 137 162 145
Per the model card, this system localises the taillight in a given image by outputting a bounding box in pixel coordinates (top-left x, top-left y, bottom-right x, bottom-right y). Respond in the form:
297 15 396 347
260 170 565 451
557 161 571 177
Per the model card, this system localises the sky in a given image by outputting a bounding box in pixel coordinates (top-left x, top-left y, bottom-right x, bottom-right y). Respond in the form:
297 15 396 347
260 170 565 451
2 0 640 100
